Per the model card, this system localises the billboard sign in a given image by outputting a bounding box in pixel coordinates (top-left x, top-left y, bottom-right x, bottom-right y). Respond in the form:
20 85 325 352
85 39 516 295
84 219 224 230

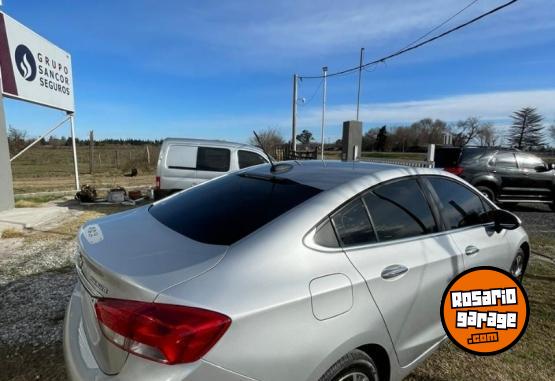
0 12 74 112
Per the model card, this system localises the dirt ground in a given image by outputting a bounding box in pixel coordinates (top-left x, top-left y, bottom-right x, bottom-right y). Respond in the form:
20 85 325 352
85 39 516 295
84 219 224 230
0 201 553 381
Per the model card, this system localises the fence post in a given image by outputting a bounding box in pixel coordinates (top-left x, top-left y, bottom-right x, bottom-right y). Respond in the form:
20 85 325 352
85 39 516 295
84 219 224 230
89 130 94 174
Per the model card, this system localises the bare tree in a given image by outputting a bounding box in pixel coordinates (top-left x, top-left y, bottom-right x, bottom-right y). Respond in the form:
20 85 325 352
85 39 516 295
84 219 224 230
550 124 555 145
7 126 28 156
477 122 497 147
249 127 285 153
452 117 483 146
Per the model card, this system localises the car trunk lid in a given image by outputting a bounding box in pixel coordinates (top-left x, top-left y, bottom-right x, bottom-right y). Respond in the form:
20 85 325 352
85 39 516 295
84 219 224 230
75 206 228 374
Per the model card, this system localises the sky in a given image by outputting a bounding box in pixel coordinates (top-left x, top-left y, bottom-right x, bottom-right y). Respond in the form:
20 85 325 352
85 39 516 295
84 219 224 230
2 0 555 144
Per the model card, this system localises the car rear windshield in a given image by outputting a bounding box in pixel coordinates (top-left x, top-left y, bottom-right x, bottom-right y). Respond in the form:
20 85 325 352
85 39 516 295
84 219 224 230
149 173 322 245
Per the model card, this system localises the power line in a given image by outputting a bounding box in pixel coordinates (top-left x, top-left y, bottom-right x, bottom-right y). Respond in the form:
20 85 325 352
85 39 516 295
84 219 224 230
299 0 518 80
397 0 480 52
299 78 324 106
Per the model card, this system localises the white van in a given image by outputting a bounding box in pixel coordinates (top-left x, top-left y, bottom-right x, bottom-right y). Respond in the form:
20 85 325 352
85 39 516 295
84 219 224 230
155 138 269 198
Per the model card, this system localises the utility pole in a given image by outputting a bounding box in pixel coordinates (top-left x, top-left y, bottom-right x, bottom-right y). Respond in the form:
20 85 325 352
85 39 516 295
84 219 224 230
320 67 328 160
291 74 298 152
356 48 364 121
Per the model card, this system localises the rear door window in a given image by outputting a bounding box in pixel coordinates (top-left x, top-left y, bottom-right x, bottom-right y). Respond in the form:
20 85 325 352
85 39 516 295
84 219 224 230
332 199 376 246
363 178 437 242
150 174 321 245
427 177 486 229
238 150 267 169
197 147 230 172
166 145 197 169
494 152 517 169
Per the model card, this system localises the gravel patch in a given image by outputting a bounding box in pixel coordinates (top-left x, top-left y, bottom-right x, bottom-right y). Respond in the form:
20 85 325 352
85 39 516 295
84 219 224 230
0 239 76 286
0 270 77 347
508 203 555 233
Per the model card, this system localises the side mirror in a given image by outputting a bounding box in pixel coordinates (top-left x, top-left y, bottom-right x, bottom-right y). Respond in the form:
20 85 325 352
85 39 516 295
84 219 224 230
491 209 521 233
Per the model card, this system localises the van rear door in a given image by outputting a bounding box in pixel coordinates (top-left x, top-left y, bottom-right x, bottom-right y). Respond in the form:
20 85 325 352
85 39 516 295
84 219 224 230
162 144 198 190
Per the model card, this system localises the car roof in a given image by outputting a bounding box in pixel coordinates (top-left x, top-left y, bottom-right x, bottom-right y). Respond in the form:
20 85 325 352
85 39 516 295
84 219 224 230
244 160 448 191
163 138 264 151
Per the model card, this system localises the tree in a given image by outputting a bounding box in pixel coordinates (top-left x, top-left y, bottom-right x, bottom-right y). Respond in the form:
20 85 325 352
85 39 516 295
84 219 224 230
249 127 285 153
362 128 379 151
7 126 28 155
375 126 388 151
452 117 482 146
296 129 313 145
550 124 555 144
508 107 545 149
476 122 498 147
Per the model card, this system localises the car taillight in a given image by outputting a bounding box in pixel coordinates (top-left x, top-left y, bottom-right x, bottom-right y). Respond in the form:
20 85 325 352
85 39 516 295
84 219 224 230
444 166 464 176
94 298 231 364
155 176 161 189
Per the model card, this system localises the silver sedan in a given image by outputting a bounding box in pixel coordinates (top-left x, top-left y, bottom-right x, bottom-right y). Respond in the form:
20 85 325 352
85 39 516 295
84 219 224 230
64 161 528 381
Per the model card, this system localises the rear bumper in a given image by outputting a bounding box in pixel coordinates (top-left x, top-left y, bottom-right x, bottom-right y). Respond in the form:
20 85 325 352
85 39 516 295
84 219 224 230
63 284 257 381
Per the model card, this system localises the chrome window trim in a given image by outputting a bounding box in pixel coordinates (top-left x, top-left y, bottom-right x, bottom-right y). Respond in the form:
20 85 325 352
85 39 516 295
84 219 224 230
305 173 497 252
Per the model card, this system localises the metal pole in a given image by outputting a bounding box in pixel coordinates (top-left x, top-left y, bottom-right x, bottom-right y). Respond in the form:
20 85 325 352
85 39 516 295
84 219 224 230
320 67 328 160
10 115 71 162
69 114 80 190
291 74 298 152
356 48 364 121
0 93 14 211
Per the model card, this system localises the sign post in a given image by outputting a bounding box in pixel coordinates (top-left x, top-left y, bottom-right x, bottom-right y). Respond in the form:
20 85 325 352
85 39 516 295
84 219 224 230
0 11 76 211
0 92 14 210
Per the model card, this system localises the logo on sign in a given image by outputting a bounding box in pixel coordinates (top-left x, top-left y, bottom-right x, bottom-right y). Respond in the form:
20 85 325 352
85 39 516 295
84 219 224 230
15 45 37 81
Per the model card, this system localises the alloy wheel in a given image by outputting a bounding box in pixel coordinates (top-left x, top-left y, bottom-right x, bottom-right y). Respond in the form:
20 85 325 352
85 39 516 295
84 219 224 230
338 372 371 381
511 254 524 279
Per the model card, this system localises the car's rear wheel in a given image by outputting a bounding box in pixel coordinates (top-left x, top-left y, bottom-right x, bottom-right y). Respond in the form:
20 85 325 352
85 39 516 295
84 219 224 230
510 248 527 281
320 350 379 381
476 185 495 202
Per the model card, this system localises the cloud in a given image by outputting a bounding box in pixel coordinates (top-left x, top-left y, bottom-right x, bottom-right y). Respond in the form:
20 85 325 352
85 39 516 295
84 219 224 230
297 89 555 128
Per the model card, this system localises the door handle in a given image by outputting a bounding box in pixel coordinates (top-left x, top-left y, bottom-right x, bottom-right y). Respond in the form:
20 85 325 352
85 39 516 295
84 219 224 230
465 246 480 256
381 264 408 280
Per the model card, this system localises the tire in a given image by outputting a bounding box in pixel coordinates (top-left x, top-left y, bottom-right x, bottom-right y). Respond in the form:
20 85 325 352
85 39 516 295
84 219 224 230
319 350 379 381
510 248 527 281
476 185 495 202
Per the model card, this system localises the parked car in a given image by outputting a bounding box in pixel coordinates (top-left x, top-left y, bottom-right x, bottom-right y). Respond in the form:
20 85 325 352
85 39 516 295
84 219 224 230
64 161 528 381
435 146 555 210
155 138 269 198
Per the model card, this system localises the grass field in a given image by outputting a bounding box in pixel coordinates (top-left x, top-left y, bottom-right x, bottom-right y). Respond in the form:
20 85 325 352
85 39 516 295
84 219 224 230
8 146 555 194
10 144 159 194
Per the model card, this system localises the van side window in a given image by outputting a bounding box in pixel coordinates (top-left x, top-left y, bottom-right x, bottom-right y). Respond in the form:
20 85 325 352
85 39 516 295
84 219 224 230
427 177 486 229
197 147 230 172
166 145 197 170
332 198 376 246
238 150 267 169
363 178 437 242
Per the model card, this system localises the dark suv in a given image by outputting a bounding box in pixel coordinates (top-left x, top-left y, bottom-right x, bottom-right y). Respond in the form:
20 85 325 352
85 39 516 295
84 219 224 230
435 146 555 210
